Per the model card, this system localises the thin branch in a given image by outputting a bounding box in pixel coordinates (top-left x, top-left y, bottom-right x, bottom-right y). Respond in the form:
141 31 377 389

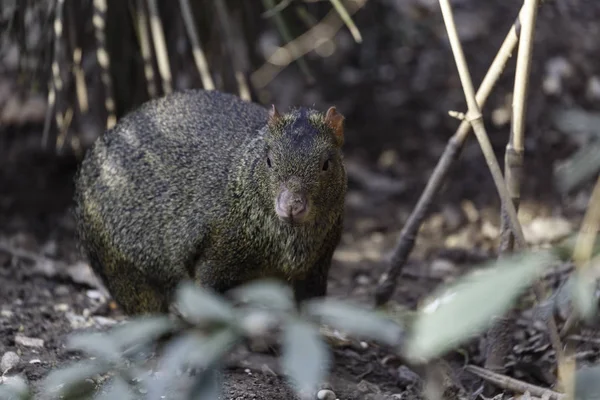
499 0 540 254
251 0 367 89
329 0 362 43
93 0 117 129
465 365 566 399
262 0 314 83
179 0 215 91
438 0 564 367
134 0 158 98
375 1 546 306
146 0 173 94
42 0 65 152
214 0 251 100
488 0 541 372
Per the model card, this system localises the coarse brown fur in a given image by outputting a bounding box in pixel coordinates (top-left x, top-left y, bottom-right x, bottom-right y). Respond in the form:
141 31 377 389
74 89 347 315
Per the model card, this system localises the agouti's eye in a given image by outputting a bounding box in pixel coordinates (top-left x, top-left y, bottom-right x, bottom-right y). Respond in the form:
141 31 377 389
322 159 330 171
267 156 272 168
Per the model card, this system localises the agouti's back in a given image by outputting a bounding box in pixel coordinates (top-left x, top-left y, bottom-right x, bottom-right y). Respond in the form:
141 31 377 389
74 89 347 314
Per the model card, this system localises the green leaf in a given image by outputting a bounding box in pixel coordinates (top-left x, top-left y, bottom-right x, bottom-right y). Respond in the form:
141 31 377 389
575 364 600 400
305 299 403 346
0 376 31 400
570 270 599 321
66 332 123 367
108 315 176 352
187 365 222 400
282 318 330 396
229 279 295 311
41 361 105 399
174 281 236 324
95 376 133 400
406 251 555 362
147 329 238 400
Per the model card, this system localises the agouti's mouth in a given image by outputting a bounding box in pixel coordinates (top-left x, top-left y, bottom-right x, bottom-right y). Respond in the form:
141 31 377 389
275 190 310 225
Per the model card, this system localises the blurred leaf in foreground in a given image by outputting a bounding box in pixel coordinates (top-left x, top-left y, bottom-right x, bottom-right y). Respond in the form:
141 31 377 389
66 332 124 367
575 364 600 400
95 376 133 400
41 361 106 399
174 281 236 325
0 375 31 400
305 299 403 346
109 315 177 351
229 279 295 311
187 365 222 400
282 318 330 397
570 265 600 321
406 251 555 361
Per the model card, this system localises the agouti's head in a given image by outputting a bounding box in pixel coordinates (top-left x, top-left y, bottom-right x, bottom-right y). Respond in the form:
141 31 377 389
262 105 347 225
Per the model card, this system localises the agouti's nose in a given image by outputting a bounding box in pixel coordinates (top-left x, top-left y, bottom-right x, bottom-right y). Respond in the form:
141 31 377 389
276 188 309 223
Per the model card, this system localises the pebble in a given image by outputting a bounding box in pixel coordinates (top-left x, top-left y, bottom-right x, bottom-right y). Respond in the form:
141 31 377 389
14 335 44 348
1 351 21 373
54 285 70 296
317 389 337 400
1 309 13 318
54 303 69 312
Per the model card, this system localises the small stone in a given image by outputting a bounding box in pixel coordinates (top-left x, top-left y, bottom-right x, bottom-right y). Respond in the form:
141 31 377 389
1 351 21 373
429 259 457 278
93 316 117 326
1 309 14 318
86 290 105 301
14 335 44 348
54 303 69 312
28 359 41 364
54 285 70 296
317 389 337 400
523 217 572 245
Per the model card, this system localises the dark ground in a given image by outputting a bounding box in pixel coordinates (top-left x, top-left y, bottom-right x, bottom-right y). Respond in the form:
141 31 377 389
2 1 600 399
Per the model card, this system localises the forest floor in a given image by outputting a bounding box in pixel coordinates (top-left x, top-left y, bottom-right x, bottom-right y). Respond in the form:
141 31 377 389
2 1 600 399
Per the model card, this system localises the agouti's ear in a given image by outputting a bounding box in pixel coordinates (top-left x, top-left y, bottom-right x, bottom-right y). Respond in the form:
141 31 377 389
325 106 344 147
268 104 282 127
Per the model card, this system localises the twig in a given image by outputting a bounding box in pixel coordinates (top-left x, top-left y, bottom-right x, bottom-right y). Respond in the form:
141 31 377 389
146 0 173 94
134 0 158 98
42 0 65 152
487 0 540 372
329 0 362 43
93 0 117 129
251 0 367 89
439 0 564 369
375 1 544 306
67 2 88 115
465 365 566 399
561 174 600 338
262 0 314 83
179 0 215 91
214 0 251 101
499 0 540 254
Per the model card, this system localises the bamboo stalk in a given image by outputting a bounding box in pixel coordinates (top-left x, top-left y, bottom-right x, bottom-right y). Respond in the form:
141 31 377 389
262 0 314 83
42 0 66 151
214 0 251 101
375 2 544 306
488 0 541 372
134 0 158 98
179 0 215 91
146 0 173 94
438 0 563 372
93 0 117 129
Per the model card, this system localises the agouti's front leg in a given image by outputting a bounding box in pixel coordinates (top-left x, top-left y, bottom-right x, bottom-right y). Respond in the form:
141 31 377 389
293 248 335 305
293 220 342 305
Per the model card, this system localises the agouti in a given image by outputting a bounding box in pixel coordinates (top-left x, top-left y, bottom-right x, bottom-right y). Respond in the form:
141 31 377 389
73 89 347 315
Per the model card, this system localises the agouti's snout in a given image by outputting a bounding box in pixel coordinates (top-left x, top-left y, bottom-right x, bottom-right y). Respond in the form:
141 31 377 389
276 184 309 223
